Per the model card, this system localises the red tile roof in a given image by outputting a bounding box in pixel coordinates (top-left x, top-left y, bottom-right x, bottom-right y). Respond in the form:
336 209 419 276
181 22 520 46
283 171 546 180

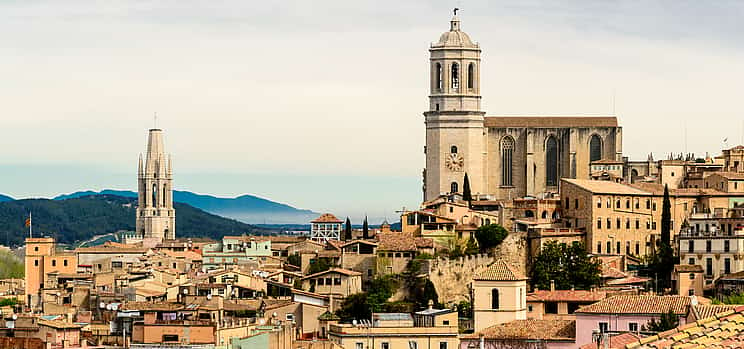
474 260 527 281
376 232 433 251
311 213 343 223
463 319 575 341
302 268 361 280
576 295 691 315
526 290 607 303
579 332 642 349
626 305 744 348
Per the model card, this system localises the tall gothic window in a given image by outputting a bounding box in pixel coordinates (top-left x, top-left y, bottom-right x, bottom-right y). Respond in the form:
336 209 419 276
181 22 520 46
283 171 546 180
590 134 602 162
546 136 558 186
152 183 157 207
451 146 458 154
451 182 459 193
435 63 442 90
491 288 500 309
501 136 514 186
451 63 459 89
467 63 475 89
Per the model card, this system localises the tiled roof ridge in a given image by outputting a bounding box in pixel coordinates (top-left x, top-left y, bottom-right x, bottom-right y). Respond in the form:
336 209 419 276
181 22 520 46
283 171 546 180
474 259 527 281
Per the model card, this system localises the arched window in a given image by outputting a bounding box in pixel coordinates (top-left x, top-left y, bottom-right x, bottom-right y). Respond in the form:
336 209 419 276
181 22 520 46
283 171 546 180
152 183 157 207
467 63 475 89
590 135 602 162
451 146 458 154
541 211 548 219
435 63 442 90
451 182 459 193
525 210 534 218
163 185 168 207
491 288 500 309
546 136 558 186
501 136 514 186
451 63 459 89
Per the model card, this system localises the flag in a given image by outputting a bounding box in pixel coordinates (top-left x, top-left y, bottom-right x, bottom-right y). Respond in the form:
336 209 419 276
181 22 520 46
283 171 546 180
25 217 31 227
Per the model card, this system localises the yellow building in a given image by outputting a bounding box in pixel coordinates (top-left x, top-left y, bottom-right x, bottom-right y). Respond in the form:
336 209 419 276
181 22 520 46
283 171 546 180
25 237 77 310
328 308 458 349
471 259 528 332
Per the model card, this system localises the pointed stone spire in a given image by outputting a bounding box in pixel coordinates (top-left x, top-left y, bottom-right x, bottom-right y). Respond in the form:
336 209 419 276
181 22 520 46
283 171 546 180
138 154 144 175
168 154 173 176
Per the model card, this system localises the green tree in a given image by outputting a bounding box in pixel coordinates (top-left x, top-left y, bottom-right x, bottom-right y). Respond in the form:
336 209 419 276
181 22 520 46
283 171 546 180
287 253 301 268
344 217 352 240
474 224 508 252
457 300 472 318
648 185 675 290
530 241 601 290
336 275 399 321
362 216 369 239
643 308 679 332
463 173 472 204
307 257 333 275
465 237 479 255
0 249 23 279
336 293 370 321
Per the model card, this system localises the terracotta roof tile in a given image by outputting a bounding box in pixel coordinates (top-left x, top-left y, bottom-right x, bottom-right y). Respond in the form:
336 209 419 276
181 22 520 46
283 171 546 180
562 178 651 195
579 332 642 349
576 295 691 315
463 319 575 341
376 232 433 251
302 267 361 280
527 290 607 303
693 305 741 321
311 213 343 223
474 260 527 281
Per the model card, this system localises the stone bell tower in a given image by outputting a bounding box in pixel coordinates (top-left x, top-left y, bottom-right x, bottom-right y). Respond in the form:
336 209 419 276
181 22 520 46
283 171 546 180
424 11 485 201
136 128 175 241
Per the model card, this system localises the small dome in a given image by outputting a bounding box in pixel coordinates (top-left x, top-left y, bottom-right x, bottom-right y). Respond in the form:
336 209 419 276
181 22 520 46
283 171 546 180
434 16 478 48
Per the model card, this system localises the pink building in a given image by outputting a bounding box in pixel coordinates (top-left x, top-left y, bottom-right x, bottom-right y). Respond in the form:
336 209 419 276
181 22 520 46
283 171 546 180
574 295 692 347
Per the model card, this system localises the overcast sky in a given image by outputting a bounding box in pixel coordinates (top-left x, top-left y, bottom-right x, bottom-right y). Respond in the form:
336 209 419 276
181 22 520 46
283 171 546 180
1 1 743 221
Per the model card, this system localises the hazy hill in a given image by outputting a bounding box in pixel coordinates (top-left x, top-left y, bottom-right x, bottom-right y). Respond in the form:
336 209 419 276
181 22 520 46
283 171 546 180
0 195 271 247
54 190 318 224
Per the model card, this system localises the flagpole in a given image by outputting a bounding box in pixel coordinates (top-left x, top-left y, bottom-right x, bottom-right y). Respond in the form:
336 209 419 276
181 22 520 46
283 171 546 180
29 212 32 238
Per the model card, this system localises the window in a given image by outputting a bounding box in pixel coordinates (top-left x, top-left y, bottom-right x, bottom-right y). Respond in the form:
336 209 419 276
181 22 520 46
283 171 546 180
653 202 657 211
382 343 390 349
528 304 533 312
725 240 730 252
491 288 500 309
451 63 459 89
34 246 39 252
439 343 448 349
626 200 630 209
597 198 602 208
467 63 475 89
689 273 695 280
451 145 458 154
616 200 621 209
63 260 68 267
356 343 364 349
706 258 713 276
606 242 611 254
334 278 341 285
629 323 638 332
652 222 657 230
606 199 611 208
597 242 602 253
635 242 640 255
546 136 558 186
163 334 179 342
52 260 56 267
597 218 602 229
451 182 458 193
646 199 651 209
626 219 630 229
689 258 695 265
635 199 640 209
706 240 712 253
590 135 602 162
575 199 579 209
616 242 621 254
318 278 324 286
435 63 442 90
626 241 630 255
616 218 621 229
599 322 609 333
34 259 39 267
408 341 418 349
501 137 514 186
545 302 558 314
607 218 611 229
725 258 731 274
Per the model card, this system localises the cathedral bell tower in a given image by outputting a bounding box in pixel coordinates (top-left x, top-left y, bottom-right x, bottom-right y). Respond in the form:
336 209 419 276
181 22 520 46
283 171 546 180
136 128 175 241
424 11 485 201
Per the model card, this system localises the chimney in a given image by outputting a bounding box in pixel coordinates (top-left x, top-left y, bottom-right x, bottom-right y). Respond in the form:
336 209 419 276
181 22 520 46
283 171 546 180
550 280 555 292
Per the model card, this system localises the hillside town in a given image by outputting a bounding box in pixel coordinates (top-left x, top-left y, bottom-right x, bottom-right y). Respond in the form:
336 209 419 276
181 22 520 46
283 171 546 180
3 10 744 349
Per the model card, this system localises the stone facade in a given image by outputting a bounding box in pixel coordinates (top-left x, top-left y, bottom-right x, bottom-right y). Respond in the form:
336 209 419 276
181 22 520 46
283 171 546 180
422 253 495 304
136 128 175 241
423 15 623 202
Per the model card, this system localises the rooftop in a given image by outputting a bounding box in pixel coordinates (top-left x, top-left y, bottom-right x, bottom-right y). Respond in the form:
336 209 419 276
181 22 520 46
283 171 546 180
376 232 433 251
474 260 527 281
576 295 691 315
579 332 642 349
626 305 744 348
562 178 650 195
302 267 361 280
485 116 617 128
527 290 607 303
463 319 575 341
311 213 343 224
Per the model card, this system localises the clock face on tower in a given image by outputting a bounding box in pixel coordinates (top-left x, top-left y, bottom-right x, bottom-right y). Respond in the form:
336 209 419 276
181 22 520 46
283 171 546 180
446 153 464 172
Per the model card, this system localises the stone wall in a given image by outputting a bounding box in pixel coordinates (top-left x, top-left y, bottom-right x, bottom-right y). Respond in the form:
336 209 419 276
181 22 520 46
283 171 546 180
423 230 528 304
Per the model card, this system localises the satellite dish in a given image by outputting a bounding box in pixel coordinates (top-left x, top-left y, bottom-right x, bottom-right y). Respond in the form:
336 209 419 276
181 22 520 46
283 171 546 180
106 304 113 310
99 302 106 309
182 289 189 295
111 304 119 311
352 320 358 326
12 314 17 320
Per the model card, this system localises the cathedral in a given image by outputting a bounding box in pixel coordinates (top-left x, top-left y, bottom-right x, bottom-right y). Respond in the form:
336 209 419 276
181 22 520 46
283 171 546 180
424 14 623 201
135 128 175 241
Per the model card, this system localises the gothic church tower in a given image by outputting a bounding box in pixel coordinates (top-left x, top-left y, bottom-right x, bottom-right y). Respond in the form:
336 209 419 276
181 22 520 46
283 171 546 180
136 128 175 241
424 12 485 201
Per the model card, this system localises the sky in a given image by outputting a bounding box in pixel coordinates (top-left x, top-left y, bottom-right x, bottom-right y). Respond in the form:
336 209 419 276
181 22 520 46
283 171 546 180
1 1 743 222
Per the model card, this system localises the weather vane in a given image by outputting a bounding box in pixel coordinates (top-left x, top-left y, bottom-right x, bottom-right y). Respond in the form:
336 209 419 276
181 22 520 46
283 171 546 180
454 7 459 16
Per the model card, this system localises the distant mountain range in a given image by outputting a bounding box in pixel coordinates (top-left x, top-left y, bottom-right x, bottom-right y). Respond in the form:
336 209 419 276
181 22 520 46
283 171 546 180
0 195 272 247
51 189 319 224
0 194 13 202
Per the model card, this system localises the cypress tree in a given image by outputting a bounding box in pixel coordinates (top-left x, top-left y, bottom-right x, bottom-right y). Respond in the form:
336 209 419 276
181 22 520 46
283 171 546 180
362 216 369 239
658 184 674 289
344 217 352 241
463 173 472 203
